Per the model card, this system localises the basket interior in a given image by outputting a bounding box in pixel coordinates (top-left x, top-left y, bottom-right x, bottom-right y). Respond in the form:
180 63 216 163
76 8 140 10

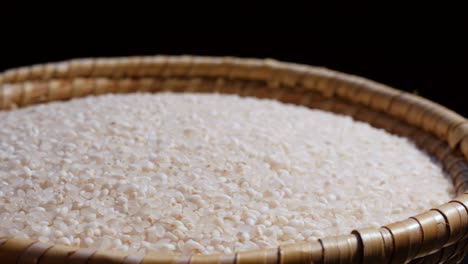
0 56 467 264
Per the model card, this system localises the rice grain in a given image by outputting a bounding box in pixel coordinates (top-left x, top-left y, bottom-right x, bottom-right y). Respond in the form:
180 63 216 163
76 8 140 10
0 92 454 254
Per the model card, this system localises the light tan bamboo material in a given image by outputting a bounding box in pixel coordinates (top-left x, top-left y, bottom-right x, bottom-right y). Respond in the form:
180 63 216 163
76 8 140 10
0 56 467 263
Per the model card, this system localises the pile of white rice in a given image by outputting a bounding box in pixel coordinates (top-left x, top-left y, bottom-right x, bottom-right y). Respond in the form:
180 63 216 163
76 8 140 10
0 93 453 255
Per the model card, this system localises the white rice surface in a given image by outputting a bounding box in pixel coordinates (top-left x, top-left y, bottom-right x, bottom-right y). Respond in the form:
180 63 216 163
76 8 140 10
0 93 454 255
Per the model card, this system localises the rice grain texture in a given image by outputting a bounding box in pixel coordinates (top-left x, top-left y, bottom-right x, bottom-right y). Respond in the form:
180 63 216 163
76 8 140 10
0 93 454 255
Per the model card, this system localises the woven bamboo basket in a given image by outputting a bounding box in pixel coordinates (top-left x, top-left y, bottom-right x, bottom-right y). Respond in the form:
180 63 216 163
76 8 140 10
0 56 467 264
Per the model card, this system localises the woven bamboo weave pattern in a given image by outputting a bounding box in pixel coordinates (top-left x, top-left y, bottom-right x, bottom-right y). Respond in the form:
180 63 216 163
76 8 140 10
0 56 467 263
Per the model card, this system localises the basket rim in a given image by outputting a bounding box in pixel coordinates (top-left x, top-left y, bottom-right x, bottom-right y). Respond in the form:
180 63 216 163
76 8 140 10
1 55 467 264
